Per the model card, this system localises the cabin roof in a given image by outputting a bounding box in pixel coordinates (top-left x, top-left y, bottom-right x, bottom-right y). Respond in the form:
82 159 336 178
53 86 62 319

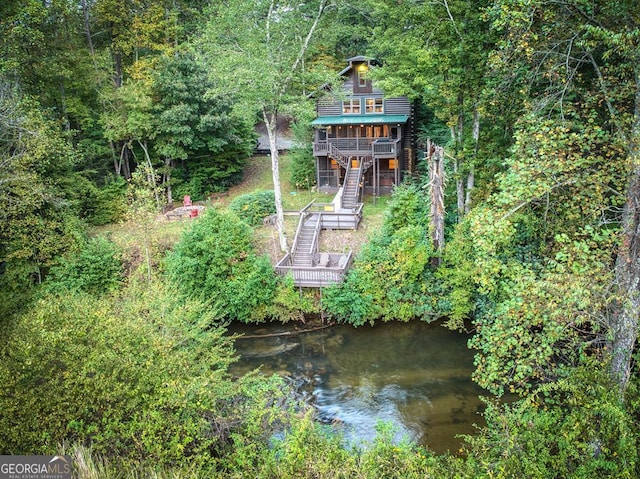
311 114 409 126
339 56 381 76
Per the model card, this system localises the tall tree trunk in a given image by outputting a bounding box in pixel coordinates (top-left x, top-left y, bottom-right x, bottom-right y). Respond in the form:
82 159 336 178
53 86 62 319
164 157 173 206
59 80 70 132
610 71 640 392
81 1 121 178
81 0 95 57
118 142 131 179
612 166 640 391
450 125 465 219
264 109 288 252
452 105 467 220
429 141 445 266
138 140 160 209
464 171 474 214
112 49 125 179
465 106 480 214
113 50 123 88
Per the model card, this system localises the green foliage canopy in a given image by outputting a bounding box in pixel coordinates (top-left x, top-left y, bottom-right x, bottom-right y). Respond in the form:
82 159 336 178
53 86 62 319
0 285 252 465
228 190 276 226
323 185 445 325
165 208 278 323
45 235 124 296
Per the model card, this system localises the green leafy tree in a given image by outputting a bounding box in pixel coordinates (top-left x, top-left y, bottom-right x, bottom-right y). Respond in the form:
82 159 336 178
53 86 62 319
229 190 276 226
153 50 254 203
366 0 501 218
324 185 445 325
0 283 294 466
0 0 97 131
486 0 640 392
0 83 84 315
441 115 624 395
165 208 279 323
464 358 639 478
198 0 334 252
287 116 317 190
45 236 124 296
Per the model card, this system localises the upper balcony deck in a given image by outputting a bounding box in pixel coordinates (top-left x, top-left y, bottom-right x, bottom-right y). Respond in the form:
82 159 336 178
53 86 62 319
313 137 400 159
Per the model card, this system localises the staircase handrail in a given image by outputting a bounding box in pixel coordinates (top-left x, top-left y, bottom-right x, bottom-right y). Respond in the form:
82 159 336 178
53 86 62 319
361 155 373 171
329 143 349 169
309 213 322 255
290 210 308 256
299 200 315 214
290 200 317 255
339 159 352 209
354 165 364 204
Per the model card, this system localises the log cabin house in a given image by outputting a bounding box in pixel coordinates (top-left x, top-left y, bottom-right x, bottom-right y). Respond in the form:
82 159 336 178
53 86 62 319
275 57 415 287
312 56 416 197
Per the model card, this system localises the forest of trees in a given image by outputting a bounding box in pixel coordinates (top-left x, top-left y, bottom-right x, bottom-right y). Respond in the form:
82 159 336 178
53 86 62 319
1 0 640 477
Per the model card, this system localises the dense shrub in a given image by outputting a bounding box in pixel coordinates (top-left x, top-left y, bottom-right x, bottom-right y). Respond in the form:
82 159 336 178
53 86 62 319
165 208 278 322
62 175 128 226
0 285 294 466
463 360 640 478
91 177 128 225
172 153 246 201
67 416 472 478
45 235 124 295
288 145 316 189
323 184 446 325
287 113 316 190
228 190 276 226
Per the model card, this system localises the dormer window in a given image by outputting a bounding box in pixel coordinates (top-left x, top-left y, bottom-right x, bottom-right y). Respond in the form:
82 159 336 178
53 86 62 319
343 99 361 114
365 98 384 113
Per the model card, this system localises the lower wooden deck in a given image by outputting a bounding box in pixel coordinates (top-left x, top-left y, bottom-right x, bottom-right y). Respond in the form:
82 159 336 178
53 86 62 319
275 251 353 287
275 200 362 287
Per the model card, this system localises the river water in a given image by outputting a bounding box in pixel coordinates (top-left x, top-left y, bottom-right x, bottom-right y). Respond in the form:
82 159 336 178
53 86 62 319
228 320 486 454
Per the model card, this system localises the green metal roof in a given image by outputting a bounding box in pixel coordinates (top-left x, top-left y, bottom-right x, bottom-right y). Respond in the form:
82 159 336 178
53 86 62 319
311 114 409 126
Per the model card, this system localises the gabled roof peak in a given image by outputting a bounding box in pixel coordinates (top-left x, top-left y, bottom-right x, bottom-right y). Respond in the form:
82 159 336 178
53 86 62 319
346 55 373 62
339 56 381 76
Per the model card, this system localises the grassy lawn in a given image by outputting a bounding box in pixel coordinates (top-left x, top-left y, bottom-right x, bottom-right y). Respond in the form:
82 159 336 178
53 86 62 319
94 153 385 262
212 154 328 211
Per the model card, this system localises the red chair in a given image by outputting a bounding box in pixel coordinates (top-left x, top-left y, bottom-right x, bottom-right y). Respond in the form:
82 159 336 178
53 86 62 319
183 195 192 207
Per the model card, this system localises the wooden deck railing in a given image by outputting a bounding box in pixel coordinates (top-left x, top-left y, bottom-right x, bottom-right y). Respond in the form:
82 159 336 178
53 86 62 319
289 208 310 256
275 251 353 287
372 138 400 158
305 203 363 229
313 137 399 159
275 199 362 287
339 158 352 207
321 204 363 229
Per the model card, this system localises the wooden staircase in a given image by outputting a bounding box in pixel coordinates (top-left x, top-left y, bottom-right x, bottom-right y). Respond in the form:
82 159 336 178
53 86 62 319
342 167 361 210
328 144 349 169
292 213 321 266
275 198 362 287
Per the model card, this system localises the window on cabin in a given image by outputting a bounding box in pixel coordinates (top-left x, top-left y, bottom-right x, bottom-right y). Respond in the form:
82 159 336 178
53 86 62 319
365 98 384 113
343 99 361 114
357 65 368 87
358 71 366 87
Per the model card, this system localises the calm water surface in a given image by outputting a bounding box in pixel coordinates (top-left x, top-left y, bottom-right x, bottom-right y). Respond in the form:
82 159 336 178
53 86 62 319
228 320 485 454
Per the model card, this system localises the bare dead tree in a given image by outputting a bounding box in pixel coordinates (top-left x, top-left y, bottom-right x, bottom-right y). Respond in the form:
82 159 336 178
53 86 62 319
428 139 446 266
